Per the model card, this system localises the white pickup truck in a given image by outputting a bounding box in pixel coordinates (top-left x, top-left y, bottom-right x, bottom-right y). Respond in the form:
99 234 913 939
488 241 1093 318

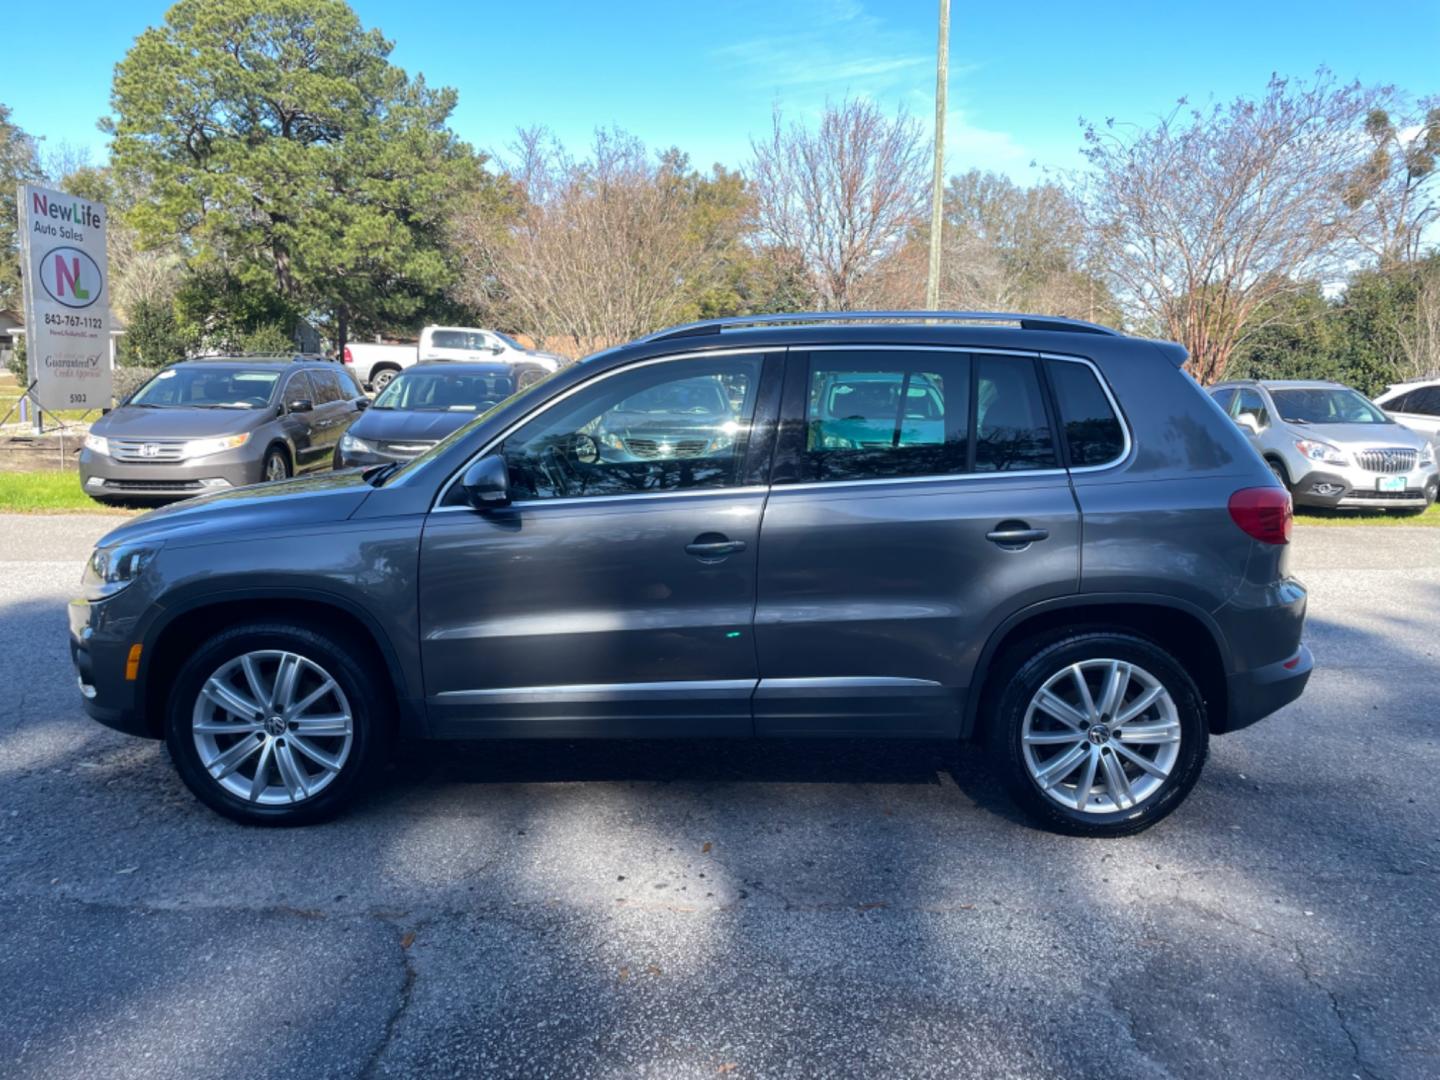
343 326 563 391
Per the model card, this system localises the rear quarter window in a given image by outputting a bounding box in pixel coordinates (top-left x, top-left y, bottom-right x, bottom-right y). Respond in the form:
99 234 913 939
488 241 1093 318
1046 360 1126 466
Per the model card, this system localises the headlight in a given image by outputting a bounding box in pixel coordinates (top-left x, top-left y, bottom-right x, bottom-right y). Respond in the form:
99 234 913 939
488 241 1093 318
81 542 163 600
1295 439 1348 466
84 433 109 455
1421 443 1436 468
182 433 250 458
339 432 375 454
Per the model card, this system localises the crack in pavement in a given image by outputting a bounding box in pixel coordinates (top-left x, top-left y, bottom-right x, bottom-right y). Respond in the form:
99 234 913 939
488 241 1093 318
361 916 429 1080
1293 942 1385 1080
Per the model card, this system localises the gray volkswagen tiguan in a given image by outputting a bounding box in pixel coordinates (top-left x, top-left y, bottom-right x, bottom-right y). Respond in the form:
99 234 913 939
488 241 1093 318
69 313 1311 836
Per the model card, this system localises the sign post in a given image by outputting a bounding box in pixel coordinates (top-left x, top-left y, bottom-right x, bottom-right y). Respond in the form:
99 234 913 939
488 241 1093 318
16 184 112 424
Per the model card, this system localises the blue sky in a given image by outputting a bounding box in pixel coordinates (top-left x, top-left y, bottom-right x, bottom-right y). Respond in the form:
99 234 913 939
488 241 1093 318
4 0 1438 181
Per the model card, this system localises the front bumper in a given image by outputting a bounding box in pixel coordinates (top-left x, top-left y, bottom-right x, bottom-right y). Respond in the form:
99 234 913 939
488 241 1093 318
78 448 263 502
1290 464 1437 509
69 594 155 738
1217 644 1314 734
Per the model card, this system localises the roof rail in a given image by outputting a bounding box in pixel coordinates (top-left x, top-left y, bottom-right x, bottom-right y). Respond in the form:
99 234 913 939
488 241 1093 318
640 310 1122 344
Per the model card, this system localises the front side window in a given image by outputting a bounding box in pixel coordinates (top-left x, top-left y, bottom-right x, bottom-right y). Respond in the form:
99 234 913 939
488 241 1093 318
1233 388 1269 427
284 371 316 406
308 368 344 405
502 357 762 500
1047 359 1125 466
1269 387 1389 425
129 366 280 409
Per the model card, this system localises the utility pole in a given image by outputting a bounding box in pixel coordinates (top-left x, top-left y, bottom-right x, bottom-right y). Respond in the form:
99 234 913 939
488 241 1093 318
925 0 950 311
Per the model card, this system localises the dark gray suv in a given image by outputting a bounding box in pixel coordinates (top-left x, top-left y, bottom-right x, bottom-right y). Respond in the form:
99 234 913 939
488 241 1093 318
69 313 1311 836
79 356 369 503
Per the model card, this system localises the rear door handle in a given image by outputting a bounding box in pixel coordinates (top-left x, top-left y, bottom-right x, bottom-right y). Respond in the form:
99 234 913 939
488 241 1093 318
686 538 746 558
986 526 1049 547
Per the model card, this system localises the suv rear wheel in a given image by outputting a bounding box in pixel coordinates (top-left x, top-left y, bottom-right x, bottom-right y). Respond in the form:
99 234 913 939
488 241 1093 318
987 631 1208 837
165 622 388 825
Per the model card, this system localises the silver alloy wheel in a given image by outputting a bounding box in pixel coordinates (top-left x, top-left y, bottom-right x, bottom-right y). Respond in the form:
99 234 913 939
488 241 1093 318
371 369 396 392
192 650 353 805
1021 659 1181 814
264 452 289 482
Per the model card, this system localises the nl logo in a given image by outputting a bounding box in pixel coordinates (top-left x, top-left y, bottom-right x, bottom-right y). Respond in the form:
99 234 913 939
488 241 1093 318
38 247 103 310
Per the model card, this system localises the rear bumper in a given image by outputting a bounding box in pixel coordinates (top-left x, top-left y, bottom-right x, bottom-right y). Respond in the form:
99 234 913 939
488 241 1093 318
1216 644 1313 734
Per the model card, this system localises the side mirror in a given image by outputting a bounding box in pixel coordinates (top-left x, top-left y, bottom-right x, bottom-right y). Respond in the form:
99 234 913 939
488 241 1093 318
1235 413 1261 434
461 454 510 510
288 398 314 413
355 398 371 411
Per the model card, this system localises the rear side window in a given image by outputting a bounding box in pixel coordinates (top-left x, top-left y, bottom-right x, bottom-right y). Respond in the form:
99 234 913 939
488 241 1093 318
792 351 1061 482
1046 359 1125 466
803 353 969 481
309 368 343 405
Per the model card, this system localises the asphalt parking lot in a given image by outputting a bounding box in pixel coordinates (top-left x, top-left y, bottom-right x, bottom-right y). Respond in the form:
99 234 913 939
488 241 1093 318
0 514 1436 1079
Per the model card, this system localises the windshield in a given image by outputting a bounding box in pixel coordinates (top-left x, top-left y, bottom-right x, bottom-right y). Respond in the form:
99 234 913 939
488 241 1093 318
373 368 515 412
616 378 730 416
128 366 280 409
1270 388 1391 425
493 331 526 351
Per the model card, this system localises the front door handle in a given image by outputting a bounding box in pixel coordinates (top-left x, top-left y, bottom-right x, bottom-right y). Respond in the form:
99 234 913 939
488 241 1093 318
986 524 1049 549
686 536 747 559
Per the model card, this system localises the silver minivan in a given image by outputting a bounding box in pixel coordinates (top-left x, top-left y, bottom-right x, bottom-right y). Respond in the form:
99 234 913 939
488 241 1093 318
1209 379 1438 512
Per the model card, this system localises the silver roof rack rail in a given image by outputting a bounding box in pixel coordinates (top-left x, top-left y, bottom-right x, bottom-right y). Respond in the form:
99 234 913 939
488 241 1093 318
640 310 1122 343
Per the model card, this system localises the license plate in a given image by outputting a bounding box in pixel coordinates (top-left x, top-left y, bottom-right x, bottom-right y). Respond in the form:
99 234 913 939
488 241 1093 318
1376 475 1406 492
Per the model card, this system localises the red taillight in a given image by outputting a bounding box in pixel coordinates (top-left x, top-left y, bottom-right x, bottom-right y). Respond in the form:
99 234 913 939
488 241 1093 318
1228 487 1292 545
342 346 353 364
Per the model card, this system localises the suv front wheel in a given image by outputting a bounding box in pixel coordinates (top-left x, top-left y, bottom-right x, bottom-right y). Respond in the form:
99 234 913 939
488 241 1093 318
988 631 1208 837
165 621 388 825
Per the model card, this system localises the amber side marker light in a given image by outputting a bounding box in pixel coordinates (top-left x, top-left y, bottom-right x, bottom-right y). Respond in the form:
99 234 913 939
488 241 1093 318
125 644 143 681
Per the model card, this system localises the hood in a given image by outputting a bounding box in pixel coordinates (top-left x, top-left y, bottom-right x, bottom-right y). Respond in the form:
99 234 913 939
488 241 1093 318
1296 423 1431 450
92 404 274 439
351 408 479 443
95 469 375 551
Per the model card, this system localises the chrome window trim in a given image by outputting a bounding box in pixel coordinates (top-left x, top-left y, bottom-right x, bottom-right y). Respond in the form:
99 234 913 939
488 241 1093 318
431 675 943 703
433 346 768 510
756 676 942 690
772 470 1070 496
433 679 757 703
1038 352 1133 473
430 484 769 514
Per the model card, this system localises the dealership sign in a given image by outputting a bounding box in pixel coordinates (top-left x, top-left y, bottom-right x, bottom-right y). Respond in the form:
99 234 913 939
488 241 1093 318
17 184 112 411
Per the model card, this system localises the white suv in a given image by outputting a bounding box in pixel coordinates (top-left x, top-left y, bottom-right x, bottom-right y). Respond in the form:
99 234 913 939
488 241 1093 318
1374 379 1440 449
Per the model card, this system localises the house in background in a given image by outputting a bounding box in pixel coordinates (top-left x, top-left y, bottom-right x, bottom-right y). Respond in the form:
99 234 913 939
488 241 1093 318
0 308 128 382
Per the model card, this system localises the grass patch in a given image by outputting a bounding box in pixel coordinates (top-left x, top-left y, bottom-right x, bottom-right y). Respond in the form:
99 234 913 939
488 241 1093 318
0 471 135 514
1296 501 1440 527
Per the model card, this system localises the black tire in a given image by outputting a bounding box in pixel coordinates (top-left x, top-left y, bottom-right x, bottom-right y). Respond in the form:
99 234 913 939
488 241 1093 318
985 630 1209 837
1266 458 1290 490
165 621 390 826
262 445 292 483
